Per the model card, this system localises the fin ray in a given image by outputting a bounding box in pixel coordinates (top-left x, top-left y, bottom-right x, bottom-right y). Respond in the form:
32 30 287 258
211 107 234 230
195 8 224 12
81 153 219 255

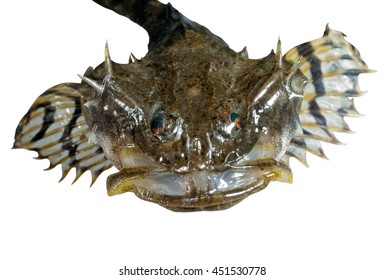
14 83 112 185
283 26 371 164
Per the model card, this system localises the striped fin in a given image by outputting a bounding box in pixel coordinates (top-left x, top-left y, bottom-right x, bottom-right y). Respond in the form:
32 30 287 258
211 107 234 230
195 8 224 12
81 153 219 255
13 83 113 185
283 25 372 164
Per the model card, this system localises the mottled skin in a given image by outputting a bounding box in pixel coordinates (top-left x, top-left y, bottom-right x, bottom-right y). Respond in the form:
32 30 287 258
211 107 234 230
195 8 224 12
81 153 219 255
77 0 305 210
15 0 368 211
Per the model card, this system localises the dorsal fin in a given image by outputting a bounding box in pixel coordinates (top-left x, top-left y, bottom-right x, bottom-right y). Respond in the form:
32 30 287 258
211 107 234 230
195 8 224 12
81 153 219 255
92 0 194 51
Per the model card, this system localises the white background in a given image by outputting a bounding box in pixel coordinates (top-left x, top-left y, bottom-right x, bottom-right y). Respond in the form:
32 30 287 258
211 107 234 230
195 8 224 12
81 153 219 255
1 0 383 279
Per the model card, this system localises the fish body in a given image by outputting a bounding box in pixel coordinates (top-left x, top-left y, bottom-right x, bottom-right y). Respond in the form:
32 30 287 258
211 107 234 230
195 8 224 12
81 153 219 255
14 0 371 211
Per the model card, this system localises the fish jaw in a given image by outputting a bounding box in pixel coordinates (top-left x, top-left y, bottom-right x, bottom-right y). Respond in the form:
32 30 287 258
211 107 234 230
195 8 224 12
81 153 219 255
106 161 292 211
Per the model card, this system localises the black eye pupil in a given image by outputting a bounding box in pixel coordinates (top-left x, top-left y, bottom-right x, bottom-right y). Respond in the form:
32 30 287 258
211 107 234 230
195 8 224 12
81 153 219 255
151 115 164 135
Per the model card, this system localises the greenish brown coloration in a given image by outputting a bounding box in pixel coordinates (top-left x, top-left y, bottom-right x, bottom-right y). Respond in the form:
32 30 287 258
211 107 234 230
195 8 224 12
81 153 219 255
14 0 371 211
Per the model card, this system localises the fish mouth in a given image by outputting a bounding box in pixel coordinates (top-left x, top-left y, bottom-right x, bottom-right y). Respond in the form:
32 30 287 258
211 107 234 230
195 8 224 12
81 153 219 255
106 160 292 211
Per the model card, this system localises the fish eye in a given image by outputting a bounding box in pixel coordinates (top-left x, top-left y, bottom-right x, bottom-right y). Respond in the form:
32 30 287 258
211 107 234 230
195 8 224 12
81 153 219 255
149 112 183 142
213 112 244 142
151 115 165 135
230 112 243 130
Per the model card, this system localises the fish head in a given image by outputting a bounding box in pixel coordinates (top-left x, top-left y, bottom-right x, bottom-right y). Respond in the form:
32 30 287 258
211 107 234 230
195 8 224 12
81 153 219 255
79 40 307 211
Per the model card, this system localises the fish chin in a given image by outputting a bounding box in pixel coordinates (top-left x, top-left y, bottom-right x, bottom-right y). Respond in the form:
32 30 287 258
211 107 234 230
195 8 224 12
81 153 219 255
106 161 292 211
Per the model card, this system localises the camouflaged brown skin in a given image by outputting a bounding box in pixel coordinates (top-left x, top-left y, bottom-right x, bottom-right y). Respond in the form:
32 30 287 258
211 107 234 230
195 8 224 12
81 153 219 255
78 21 305 210
81 31 281 169
66 0 311 211
15 0 369 211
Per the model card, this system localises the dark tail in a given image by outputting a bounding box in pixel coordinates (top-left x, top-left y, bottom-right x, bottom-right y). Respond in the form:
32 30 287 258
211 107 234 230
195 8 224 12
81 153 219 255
92 0 192 50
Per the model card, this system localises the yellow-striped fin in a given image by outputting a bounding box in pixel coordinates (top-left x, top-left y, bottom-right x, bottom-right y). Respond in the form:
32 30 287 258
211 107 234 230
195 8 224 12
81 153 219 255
13 83 112 185
283 25 372 164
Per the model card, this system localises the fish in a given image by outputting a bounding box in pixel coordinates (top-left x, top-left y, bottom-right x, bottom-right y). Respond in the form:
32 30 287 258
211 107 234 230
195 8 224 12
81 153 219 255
13 0 372 211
